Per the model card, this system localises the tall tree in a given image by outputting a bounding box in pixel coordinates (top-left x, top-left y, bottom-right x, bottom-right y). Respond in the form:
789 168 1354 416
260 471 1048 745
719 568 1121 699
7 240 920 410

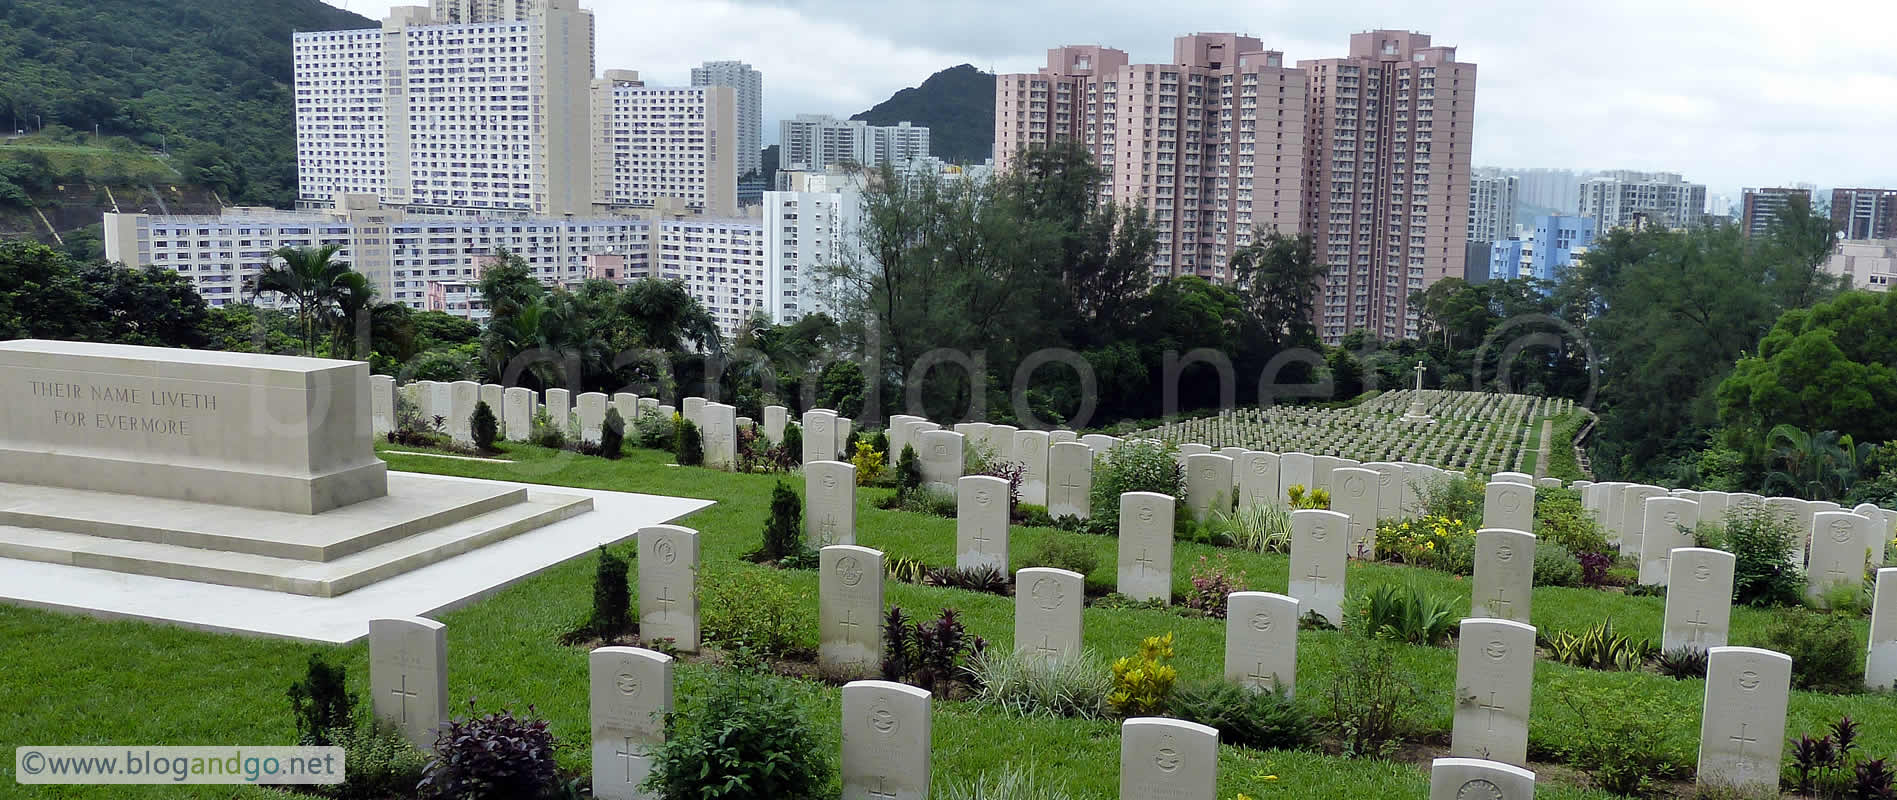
246 244 355 356
1229 230 1323 355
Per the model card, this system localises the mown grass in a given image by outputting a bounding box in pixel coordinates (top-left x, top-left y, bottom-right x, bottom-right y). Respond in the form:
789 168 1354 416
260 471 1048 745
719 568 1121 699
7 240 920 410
0 441 1886 799
0 135 180 183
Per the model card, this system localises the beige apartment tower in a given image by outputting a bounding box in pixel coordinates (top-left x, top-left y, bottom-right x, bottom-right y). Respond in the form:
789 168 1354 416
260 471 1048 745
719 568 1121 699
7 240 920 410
996 34 1308 279
1300 31 1476 342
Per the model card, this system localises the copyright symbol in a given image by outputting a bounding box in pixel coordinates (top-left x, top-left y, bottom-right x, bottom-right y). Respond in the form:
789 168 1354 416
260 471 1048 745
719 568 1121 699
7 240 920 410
20 751 44 774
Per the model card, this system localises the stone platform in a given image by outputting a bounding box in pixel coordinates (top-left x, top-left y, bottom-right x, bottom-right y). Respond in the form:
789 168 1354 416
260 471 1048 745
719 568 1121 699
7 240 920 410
0 474 591 596
0 472 713 643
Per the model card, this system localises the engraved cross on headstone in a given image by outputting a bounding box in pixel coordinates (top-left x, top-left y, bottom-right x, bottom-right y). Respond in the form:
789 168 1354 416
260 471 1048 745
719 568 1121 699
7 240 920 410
1246 661 1272 685
1304 560 1328 583
1035 634 1060 659
1487 590 1512 618
1729 722 1758 752
391 673 418 724
614 736 644 784
1478 691 1504 732
839 608 860 642
972 525 991 550
1827 560 1850 584
654 586 675 621
1135 549 1156 576
868 776 898 800
1685 608 1711 644
1058 476 1083 507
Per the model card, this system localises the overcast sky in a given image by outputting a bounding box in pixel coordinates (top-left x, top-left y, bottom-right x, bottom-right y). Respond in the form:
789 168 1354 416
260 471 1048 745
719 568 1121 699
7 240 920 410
321 0 1897 202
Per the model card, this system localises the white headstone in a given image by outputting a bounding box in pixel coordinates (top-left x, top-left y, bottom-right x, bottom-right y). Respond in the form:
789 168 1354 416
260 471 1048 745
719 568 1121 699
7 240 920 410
1483 481 1535 533
1492 471 1534 486
1763 497 1806 567
988 424 1019 463
1474 529 1536 623
803 409 838 463
835 416 853 456
637 525 699 653
369 616 449 748
1176 442 1213 471
546 388 572 436
1016 567 1083 660
1119 718 1218 800
1619 485 1665 553
481 384 506 438
1429 758 1536 800
612 392 638 423
1236 451 1281 509
1311 455 1345 493
884 414 921 456
1048 429 1078 445
957 475 1011 571
448 380 480 445
423 380 451 426
1289 509 1349 626
1364 462 1405 521
590 646 671 800
681 396 706 430
1047 441 1093 520
1697 646 1792 793
1279 452 1316 501
1536 477 1562 488
503 387 533 442
1015 429 1052 507
578 392 609 444
1118 492 1175 603
763 405 788 445
700 402 737 470
1640 497 1701 586
1871 568 1897 691
1081 433 1119 456
1810 511 1875 602
370 375 395 436
1854 503 1890 568
1698 491 1731 526
1184 453 1235 522
636 396 659 416
842 680 931 800
917 429 965 494
820 545 884 676
805 460 857 547
1451 618 1536 767
1225 591 1299 696
1332 467 1381 559
1663 548 1735 652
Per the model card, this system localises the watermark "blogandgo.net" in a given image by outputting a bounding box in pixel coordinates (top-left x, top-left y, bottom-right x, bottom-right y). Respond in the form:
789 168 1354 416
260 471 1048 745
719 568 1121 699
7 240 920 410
14 746 343 785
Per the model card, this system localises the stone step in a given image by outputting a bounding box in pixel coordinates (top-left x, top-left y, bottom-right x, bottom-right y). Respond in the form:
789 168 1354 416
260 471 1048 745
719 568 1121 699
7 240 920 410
0 476 527 561
0 492 593 597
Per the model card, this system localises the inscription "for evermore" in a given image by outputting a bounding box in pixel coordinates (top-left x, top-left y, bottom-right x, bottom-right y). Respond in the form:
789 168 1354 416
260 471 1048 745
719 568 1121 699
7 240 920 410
30 379 218 438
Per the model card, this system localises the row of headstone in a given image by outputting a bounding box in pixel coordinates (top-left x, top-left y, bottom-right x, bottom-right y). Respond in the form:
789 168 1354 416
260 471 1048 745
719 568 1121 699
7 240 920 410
1584 482 1895 578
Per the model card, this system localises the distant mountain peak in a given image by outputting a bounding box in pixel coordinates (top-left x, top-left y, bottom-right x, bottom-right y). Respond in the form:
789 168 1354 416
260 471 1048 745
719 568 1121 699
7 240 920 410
852 64 995 165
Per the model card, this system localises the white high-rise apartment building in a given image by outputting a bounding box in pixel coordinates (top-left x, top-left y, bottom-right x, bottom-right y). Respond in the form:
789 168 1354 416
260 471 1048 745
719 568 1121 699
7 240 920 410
779 114 930 171
1577 171 1706 231
101 201 771 340
592 70 738 216
690 60 763 179
1468 170 1519 244
293 0 596 217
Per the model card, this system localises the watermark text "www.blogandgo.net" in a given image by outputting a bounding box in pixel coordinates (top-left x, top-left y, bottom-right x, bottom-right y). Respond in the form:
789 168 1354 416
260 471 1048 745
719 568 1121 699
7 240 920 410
15 746 344 785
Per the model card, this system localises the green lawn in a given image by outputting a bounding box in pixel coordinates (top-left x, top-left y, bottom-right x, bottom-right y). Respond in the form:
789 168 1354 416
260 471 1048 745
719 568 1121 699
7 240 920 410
0 442 1887 799
0 136 180 183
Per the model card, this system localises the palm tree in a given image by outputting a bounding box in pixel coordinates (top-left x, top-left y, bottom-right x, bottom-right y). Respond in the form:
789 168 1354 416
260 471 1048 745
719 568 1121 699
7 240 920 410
247 244 357 356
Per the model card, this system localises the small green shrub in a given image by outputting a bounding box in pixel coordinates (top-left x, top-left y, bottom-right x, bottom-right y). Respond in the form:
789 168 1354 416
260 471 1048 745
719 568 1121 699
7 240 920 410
675 418 704 466
1322 636 1422 758
1024 537 1100 576
868 431 889 457
643 667 833 799
781 422 803 465
1088 440 1183 530
698 568 814 659
328 720 428 800
470 400 498 453
1534 487 1610 556
1375 515 1478 574
966 648 1111 719
896 443 922 496
530 407 566 450
584 546 632 637
418 701 560 800
753 481 809 562
598 407 625 459
1169 681 1318 752
634 408 675 450
1108 632 1177 717
849 441 885 485
288 653 355 746
898 485 959 517
1216 503 1293 554
1541 619 1656 672
1286 484 1331 510
1419 470 1485 522
1703 509 1807 607
1346 583 1460 646
1534 541 1583 587
1762 612 1864 692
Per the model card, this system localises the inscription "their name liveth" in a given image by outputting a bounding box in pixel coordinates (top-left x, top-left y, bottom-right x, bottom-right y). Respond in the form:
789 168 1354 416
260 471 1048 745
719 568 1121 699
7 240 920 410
29 380 219 437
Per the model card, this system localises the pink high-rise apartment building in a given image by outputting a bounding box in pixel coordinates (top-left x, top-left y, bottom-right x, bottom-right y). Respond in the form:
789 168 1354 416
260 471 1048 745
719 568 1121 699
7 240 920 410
995 34 1308 278
1300 31 1476 342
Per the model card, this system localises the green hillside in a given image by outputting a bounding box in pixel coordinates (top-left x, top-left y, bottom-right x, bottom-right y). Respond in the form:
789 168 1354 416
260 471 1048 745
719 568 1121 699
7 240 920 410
0 0 375 209
853 64 995 164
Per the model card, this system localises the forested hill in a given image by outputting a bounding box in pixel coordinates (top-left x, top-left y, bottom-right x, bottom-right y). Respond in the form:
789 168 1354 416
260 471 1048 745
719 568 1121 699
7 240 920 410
0 0 375 208
853 64 996 165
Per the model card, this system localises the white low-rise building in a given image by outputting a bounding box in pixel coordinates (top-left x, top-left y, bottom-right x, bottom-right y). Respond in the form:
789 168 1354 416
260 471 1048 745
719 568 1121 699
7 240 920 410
1824 239 1897 292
